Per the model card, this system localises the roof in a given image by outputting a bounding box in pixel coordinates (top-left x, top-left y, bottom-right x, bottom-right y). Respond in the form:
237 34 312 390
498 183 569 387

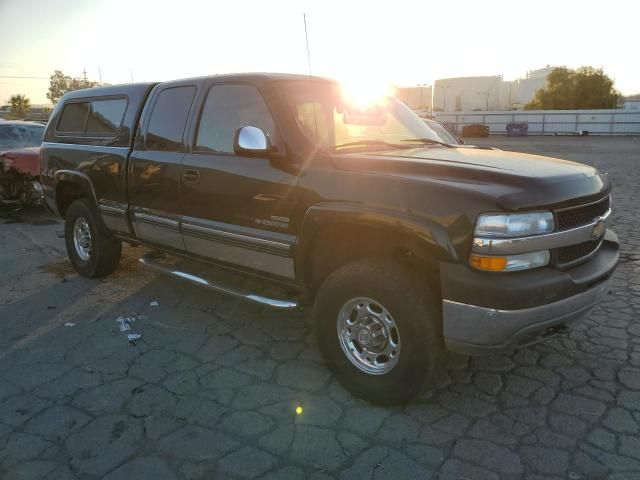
164 72 333 83
61 82 156 102
63 73 335 101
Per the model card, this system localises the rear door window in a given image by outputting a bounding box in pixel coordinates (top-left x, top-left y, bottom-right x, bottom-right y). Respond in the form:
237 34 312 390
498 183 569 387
57 102 89 133
145 86 196 151
86 98 127 134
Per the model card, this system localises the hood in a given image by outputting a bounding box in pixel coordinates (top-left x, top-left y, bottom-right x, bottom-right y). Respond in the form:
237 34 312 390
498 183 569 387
331 146 609 211
0 146 41 177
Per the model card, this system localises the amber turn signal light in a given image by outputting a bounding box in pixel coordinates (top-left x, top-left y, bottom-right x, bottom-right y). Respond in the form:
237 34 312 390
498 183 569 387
470 254 508 271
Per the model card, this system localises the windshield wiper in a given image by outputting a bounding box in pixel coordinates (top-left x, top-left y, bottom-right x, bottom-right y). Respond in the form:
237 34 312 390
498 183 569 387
329 139 413 151
399 138 455 148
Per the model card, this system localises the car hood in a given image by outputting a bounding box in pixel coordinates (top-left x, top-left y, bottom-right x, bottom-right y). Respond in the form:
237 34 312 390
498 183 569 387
331 146 610 211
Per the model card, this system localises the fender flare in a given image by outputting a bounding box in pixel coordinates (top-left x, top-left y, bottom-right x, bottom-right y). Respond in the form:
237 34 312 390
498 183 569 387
294 202 460 285
53 169 99 212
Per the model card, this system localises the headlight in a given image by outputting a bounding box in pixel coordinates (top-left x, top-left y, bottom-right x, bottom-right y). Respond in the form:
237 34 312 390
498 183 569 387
475 212 554 238
470 250 550 272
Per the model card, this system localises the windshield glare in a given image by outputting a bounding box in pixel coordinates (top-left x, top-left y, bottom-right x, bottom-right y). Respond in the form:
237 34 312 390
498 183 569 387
287 81 450 150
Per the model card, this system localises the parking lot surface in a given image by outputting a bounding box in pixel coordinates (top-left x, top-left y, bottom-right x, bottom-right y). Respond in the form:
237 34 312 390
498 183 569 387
1 136 639 479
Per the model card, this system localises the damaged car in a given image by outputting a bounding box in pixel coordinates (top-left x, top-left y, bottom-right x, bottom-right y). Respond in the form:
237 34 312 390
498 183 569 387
0 121 45 209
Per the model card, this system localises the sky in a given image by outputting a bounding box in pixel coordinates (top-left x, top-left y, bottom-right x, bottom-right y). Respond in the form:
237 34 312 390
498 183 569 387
0 0 638 105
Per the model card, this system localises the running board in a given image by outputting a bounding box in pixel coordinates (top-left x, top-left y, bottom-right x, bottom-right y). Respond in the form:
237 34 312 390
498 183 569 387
139 253 300 310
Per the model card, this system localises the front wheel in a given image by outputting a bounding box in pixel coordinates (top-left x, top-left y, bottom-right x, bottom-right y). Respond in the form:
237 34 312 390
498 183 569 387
314 258 442 405
65 197 122 277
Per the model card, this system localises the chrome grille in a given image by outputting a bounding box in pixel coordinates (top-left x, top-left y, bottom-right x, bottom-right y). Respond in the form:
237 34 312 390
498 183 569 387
556 195 610 230
553 195 610 268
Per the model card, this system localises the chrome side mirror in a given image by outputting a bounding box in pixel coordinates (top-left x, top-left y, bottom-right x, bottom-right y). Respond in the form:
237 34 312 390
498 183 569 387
234 126 270 155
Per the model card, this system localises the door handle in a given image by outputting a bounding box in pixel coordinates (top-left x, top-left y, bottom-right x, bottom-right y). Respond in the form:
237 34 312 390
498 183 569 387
182 169 200 184
253 193 284 202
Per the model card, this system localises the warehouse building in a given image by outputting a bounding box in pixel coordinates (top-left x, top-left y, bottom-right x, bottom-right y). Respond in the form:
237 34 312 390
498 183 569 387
397 66 557 113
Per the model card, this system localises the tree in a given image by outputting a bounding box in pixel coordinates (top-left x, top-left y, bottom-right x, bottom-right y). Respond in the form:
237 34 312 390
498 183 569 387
46 70 99 105
525 67 619 110
9 94 31 118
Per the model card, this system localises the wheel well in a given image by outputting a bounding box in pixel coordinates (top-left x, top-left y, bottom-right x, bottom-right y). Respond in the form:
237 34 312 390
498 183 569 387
304 222 439 294
55 181 87 218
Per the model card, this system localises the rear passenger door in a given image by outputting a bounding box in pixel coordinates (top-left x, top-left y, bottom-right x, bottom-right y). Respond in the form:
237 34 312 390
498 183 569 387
128 84 196 250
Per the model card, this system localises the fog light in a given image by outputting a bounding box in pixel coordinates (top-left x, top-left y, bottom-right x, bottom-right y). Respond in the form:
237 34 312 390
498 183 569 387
470 250 550 272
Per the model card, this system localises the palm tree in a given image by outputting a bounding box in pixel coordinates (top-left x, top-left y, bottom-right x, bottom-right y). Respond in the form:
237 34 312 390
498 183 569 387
9 94 31 119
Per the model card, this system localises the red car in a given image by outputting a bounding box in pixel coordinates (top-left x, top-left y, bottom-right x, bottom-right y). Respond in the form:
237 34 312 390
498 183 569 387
0 121 45 207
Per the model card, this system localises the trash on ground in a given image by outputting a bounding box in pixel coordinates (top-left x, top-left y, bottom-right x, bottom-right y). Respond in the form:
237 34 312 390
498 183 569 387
149 301 159 306
127 333 142 345
116 315 147 332
64 322 76 327
118 321 131 332
116 314 141 332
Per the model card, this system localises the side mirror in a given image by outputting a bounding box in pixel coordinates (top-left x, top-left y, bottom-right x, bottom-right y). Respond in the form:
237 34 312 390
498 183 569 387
234 126 270 156
458 137 465 145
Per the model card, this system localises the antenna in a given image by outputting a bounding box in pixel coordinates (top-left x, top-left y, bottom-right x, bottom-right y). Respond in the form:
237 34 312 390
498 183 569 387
303 13 312 78
302 13 319 148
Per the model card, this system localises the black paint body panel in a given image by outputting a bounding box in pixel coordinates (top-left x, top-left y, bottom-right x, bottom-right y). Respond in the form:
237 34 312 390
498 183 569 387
41 73 614 291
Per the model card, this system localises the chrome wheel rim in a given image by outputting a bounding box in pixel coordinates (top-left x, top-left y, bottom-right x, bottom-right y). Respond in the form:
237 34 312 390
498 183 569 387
73 217 92 261
337 296 401 375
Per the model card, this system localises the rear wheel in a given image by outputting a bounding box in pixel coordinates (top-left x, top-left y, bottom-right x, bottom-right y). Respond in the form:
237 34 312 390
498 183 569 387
65 197 121 277
314 258 442 405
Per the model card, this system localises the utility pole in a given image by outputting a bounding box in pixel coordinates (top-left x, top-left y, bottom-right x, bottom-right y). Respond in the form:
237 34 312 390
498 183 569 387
130 69 134 83
82 68 87 84
98 67 102 86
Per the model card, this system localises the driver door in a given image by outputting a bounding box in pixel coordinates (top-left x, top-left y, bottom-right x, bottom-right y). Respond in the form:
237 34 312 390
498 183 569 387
179 82 300 279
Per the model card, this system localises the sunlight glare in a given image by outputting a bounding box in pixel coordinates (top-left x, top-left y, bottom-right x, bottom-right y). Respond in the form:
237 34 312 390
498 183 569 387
339 76 396 109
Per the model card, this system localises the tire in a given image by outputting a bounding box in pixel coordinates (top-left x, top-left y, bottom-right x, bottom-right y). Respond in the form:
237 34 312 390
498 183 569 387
314 258 442 405
64 197 122 278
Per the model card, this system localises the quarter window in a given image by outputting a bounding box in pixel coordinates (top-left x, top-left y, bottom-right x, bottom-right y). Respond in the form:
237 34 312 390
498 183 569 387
57 102 89 133
146 86 196 151
86 98 127 134
196 84 278 154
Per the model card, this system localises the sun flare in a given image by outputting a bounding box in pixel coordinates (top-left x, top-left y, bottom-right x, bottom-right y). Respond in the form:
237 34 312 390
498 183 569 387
338 76 396 109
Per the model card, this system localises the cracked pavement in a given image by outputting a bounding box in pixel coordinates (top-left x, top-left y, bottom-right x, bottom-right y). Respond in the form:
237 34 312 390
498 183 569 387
1 136 639 479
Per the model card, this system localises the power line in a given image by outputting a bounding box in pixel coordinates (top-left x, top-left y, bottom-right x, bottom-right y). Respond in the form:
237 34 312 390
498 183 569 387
0 75 49 80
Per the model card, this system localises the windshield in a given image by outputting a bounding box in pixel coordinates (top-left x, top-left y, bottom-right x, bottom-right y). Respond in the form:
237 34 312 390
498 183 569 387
423 120 460 144
285 81 453 150
0 124 45 150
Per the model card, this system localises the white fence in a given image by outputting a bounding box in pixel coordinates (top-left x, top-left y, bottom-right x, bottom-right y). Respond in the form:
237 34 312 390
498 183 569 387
433 109 640 135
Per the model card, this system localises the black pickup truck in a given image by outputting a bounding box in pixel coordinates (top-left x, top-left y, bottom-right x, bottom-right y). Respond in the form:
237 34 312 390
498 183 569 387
41 73 619 404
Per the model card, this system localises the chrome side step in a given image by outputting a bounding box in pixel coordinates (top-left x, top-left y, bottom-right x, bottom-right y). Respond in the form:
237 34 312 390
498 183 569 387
139 253 300 310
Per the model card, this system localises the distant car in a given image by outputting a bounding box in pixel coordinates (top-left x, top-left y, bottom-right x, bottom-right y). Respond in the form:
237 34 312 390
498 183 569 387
422 119 463 144
461 124 489 138
0 121 45 208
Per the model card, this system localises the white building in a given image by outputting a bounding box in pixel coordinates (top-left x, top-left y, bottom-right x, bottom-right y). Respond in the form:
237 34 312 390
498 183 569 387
432 76 502 112
431 66 558 112
395 85 433 112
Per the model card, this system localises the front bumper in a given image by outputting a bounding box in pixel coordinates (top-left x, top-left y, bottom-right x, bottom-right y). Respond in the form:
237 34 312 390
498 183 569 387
442 229 619 355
